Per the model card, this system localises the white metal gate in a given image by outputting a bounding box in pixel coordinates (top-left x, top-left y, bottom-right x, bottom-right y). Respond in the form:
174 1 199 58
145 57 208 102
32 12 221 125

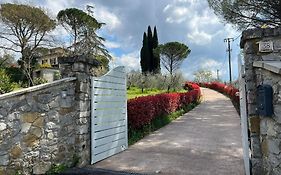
238 56 250 175
91 66 128 164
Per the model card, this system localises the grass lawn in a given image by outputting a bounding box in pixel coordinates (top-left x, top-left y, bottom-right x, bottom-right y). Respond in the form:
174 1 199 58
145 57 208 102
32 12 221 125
127 87 166 99
127 87 187 99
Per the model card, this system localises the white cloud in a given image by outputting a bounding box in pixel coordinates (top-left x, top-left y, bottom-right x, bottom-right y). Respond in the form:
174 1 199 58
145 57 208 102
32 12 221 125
201 58 222 69
104 41 121 49
164 6 190 24
187 30 213 45
94 6 121 32
44 0 75 17
111 51 140 71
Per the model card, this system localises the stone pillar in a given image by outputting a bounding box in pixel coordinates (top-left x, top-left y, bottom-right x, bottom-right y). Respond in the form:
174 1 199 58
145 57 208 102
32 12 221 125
241 27 281 175
59 55 99 166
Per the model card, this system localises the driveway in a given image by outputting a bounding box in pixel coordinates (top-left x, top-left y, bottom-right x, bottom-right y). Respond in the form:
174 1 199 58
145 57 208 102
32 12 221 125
87 88 245 175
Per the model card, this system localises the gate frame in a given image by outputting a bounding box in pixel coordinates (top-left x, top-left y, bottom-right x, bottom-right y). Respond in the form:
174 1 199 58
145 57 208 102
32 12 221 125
90 66 128 164
238 56 251 175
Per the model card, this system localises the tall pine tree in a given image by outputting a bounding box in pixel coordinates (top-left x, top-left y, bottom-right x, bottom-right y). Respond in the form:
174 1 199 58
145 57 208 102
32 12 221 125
140 25 160 74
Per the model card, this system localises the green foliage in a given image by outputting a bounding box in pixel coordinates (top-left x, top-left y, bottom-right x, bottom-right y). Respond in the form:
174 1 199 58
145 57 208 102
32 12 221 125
0 53 16 67
54 71 61 80
127 87 166 99
96 55 110 71
71 154 80 167
57 8 101 35
128 102 199 145
127 72 185 95
0 3 56 32
0 68 14 94
140 32 150 73
208 0 281 29
0 3 56 87
152 26 160 73
57 8 111 60
4 67 25 83
140 26 160 74
39 63 52 69
33 77 48 85
155 42 190 76
154 42 190 91
46 164 67 175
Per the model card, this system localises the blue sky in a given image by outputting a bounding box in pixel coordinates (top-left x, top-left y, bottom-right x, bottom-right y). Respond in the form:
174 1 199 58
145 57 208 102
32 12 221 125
1 0 242 81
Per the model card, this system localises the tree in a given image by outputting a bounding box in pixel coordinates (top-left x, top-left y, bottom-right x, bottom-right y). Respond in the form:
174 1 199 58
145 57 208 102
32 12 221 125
155 42 190 76
140 32 149 73
147 26 153 72
0 68 14 94
193 70 214 82
208 0 281 29
0 3 56 86
155 42 190 91
152 26 160 73
57 8 111 59
0 52 16 67
140 26 160 74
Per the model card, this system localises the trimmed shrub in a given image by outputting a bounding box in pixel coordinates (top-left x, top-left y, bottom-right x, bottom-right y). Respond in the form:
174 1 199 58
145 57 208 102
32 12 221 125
127 83 201 129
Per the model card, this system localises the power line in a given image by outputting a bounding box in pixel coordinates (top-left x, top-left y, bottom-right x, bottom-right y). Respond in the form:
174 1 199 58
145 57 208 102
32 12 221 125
224 38 234 83
233 33 242 41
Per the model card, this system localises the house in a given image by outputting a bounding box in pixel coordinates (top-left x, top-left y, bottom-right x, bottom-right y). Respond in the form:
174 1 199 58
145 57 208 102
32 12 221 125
33 47 69 82
36 47 68 68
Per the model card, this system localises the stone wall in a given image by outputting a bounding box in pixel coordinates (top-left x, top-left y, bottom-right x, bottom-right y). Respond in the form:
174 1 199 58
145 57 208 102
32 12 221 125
241 27 281 175
0 78 77 174
0 55 99 174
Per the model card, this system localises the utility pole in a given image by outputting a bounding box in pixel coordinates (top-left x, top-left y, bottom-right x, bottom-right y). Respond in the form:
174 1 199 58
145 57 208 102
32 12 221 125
224 38 234 83
217 69 220 81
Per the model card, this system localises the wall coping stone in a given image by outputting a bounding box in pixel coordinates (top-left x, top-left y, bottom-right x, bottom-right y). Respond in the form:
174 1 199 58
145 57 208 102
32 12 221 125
253 61 281 74
0 77 77 100
240 27 281 48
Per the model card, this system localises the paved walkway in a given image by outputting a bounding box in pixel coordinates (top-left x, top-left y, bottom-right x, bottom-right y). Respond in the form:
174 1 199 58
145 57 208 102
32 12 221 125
89 88 245 175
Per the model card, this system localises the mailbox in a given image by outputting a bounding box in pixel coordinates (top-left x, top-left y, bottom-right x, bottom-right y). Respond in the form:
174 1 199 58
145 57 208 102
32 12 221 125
257 84 273 116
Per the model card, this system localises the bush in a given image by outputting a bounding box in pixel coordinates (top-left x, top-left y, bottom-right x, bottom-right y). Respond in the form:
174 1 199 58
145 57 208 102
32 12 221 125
39 63 52 68
33 77 48 85
0 68 14 94
127 71 185 91
4 67 25 83
127 83 201 129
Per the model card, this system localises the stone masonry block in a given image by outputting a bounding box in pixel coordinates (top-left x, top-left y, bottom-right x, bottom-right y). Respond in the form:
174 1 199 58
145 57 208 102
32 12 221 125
77 82 90 93
268 139 281 155
251 135 262 158
249 116 260 134
251 158 263 175
244 40 260 54
73 62 85 72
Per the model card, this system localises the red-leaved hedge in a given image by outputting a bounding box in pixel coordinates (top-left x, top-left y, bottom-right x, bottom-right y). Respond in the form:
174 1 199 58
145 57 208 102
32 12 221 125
198 82 239 104
128 83 201 129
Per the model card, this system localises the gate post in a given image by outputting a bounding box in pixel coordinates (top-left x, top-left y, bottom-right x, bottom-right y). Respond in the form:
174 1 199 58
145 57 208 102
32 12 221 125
59 55 99 166
241 27 281 175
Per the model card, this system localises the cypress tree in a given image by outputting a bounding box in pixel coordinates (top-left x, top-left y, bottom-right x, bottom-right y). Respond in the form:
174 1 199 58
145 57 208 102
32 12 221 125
152 26 160 73
147 26 154 72
140 25 161 74
140 32 149 73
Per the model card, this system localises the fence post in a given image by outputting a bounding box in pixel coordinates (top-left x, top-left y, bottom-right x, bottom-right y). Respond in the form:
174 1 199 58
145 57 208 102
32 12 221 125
59 55 99 166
